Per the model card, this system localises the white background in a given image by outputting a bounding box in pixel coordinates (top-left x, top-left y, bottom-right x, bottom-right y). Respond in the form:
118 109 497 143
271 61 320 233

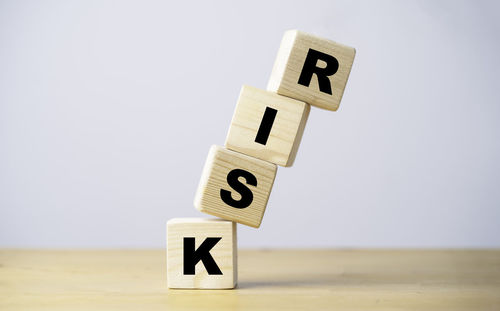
1 0 499 248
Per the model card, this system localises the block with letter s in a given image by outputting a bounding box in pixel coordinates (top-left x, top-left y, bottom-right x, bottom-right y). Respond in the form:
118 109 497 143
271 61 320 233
194 145 277 228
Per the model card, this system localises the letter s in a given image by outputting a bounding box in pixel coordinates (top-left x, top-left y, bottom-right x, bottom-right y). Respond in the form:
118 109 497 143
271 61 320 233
220 169 257 209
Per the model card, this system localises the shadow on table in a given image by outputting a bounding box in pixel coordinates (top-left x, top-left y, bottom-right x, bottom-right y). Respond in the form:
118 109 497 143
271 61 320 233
237 273 429 289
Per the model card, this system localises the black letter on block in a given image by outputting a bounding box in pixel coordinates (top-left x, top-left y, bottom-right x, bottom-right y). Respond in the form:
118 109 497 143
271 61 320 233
297 48 339 95
255 107 277 145
220 169 257 209
183 237 222 275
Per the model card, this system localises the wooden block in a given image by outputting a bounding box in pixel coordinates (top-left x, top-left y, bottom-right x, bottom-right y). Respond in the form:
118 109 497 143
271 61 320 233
267 30 356 111
166 218 237 289
194 145 277 228
225 85 310 167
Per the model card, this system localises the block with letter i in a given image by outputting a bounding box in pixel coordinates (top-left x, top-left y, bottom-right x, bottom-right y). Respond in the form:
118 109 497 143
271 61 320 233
167 218 237 289
194 145 277 228
225 85 310 167
267 30 356 111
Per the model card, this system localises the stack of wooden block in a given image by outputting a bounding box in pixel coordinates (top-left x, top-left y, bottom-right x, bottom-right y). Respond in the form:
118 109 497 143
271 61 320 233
167 30 356 289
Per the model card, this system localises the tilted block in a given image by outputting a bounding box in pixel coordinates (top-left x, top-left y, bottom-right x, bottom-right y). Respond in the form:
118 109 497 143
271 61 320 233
194 145 277 228
225 85 310 167
167 218 237 289
267 30 356 111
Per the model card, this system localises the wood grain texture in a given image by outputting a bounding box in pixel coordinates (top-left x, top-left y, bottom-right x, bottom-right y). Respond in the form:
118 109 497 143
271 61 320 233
225 85 310 167
1 249 499 310
166 218 237 289
267 30 356 111
194 145 277 228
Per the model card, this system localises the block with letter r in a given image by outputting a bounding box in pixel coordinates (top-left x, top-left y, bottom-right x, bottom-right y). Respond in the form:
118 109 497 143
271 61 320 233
267 30 356 111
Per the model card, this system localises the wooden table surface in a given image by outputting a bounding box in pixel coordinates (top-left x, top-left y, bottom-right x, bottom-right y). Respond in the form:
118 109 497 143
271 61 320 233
1 249 499 310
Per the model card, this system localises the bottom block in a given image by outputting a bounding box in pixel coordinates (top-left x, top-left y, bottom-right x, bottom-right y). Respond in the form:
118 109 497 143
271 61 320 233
166 218 237 289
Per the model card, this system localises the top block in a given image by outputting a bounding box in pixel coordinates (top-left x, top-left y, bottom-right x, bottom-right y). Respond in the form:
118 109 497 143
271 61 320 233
267 30 356 111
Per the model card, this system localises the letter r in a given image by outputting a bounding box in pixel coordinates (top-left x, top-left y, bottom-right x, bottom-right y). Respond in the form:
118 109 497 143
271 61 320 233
297 48 339 95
